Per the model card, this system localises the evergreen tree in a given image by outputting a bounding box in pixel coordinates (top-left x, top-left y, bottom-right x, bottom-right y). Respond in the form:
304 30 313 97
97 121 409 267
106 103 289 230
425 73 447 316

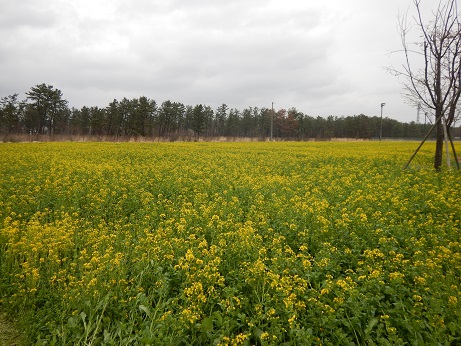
214 103 228 136
25 84 68 135
0 94 23 134
191 104 206 139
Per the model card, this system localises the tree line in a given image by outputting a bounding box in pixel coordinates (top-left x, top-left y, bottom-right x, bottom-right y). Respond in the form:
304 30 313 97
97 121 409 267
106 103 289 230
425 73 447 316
1 83 458 141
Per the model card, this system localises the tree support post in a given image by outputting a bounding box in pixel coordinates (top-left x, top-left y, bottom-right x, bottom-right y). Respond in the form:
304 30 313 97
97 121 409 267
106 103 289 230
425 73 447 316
403 115 440 170
448 130 461 170
404 113 460 170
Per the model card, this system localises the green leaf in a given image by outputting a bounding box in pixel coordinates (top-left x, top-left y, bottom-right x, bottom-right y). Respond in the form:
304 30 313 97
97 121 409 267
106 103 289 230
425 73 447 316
140 336 155 344
253 327 263 339
200 317 213 333
139 304 152 318
79 311 87 323
79 311 87 330
103 329 111 342
365 317 378 335
212 311 223 326
67 316 78 328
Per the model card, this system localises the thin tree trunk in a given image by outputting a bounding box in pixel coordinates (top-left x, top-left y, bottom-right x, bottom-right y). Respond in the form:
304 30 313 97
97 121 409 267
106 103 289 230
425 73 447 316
434 121 444 170
442 115 451 168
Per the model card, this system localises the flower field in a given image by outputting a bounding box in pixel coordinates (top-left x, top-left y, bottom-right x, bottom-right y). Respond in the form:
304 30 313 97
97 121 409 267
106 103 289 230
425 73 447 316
0 141 460 345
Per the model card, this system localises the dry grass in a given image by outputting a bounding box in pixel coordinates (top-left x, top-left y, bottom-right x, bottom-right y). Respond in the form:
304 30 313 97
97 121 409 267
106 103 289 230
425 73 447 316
0 133 374 143
0 313 23 346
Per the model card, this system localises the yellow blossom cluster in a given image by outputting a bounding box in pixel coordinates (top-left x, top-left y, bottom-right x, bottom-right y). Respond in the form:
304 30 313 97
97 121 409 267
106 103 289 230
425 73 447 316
0 141 460 345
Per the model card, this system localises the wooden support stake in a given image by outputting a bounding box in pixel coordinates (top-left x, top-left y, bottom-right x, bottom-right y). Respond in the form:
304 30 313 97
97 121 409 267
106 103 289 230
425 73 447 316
448 130 460 170
403 120 438 170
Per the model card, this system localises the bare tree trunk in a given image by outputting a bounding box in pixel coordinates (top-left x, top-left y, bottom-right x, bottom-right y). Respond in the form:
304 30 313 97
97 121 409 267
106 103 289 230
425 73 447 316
434 121 444 170
442 115 451 167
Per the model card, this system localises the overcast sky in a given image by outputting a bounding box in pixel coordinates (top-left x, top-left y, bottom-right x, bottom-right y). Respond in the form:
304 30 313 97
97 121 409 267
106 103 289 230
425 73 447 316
0 0 437 123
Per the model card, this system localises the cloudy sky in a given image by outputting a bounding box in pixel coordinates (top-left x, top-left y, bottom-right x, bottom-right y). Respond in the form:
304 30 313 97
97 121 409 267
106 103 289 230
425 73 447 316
0 0 435 123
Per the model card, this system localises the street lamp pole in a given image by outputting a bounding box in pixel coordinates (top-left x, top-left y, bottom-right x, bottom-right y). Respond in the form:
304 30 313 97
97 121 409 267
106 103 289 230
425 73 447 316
270 102 274 141
379 102 386 141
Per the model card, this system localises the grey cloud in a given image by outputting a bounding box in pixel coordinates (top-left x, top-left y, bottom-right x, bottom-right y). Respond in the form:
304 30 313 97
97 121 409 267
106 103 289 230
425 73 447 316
0 0 420 122
0 1 58 30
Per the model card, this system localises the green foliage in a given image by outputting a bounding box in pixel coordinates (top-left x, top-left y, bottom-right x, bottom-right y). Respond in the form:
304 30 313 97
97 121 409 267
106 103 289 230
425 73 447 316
25 83 68 135
191 104 207 137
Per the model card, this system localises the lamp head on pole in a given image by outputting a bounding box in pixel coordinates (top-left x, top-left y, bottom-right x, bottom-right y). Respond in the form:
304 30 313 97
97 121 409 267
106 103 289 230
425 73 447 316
381 102 386 108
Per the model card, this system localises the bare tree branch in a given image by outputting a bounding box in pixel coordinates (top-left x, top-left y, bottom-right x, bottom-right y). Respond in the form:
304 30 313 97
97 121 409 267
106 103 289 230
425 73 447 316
393 0 461 169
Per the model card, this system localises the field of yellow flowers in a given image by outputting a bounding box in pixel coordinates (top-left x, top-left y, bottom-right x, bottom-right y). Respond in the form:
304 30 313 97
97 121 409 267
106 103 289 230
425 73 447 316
0 141 460 345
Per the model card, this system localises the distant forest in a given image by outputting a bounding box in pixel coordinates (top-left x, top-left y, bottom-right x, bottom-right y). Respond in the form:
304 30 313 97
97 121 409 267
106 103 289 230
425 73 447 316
1 84 460 141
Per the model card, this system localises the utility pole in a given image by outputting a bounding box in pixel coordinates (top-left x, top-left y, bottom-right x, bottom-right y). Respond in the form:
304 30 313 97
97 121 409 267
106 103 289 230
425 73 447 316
270 102 274 141
379 102 386 141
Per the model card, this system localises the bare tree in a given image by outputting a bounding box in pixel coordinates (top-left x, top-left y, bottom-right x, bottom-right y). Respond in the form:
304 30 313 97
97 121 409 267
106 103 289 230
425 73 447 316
393 0 461 170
